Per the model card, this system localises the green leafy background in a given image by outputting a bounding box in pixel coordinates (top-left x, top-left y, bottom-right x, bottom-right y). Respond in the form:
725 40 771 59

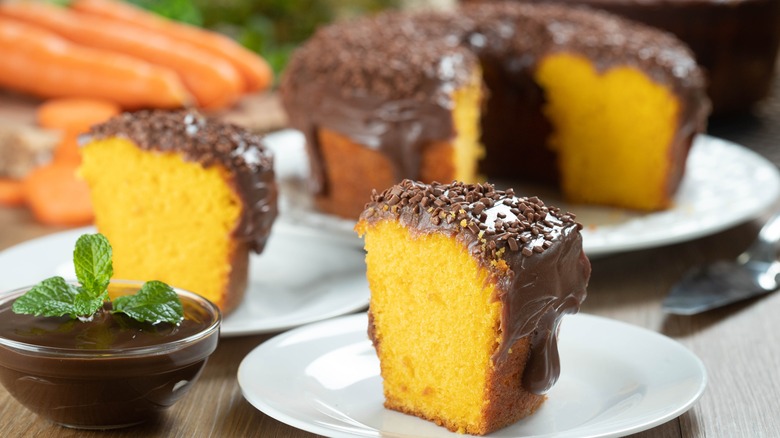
126 0 400 84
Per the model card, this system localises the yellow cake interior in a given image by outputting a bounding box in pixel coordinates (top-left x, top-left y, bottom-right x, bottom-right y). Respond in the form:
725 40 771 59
535 53 680 210
358 219 506 435
451 71 485 183
79 137 242 308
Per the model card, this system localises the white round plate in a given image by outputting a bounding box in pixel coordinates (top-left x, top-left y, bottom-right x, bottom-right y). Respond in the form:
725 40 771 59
238 312 707 438
265 130 780 257
0 221 369 337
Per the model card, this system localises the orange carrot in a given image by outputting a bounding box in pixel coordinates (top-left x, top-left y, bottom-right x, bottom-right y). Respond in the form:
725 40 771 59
72 0 273 92
37 98 122 165
37 98 121 133
52 135 82 166
23 162 94 227
0 2 243 109
0 17 190 109
0 178 25 207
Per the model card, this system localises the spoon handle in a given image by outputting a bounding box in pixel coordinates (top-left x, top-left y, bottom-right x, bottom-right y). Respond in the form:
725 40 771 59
743 211 780 263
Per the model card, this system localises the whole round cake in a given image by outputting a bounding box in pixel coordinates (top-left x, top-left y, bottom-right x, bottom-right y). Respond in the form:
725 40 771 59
281 1 710 220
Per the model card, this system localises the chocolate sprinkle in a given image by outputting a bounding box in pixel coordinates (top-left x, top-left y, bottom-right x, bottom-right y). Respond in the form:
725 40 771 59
85 109 278 253
361 179 581 263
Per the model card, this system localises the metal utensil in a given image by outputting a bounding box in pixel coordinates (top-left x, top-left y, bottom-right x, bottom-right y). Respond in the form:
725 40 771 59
663 211 780 315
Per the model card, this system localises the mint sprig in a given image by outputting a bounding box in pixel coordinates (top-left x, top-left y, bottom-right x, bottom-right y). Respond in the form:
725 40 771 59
11 233 184 325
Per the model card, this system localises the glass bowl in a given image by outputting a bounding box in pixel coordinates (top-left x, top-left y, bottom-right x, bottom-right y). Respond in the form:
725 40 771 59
0 280 221 429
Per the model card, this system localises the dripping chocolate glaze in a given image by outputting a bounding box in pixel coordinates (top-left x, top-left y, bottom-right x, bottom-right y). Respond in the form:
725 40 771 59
360 180 591 394
281 2 709 198
84 109 278 253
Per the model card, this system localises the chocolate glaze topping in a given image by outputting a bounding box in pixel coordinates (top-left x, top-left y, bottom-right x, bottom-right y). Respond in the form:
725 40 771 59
281 2 709 197
280 12 477 193
85 110 278 253
360 180 591 394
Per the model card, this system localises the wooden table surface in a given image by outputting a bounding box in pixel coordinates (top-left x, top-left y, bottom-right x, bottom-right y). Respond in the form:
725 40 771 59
2 82 780 437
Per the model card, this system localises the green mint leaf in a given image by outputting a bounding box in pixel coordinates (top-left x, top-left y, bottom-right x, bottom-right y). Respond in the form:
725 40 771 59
73 233 113 301
11 277 100 319
73 287 107 319
112 280 184 325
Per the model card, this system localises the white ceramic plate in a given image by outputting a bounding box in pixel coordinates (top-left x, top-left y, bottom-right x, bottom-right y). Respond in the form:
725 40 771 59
0 221 369 337
265 130 780 257
238 312 707 438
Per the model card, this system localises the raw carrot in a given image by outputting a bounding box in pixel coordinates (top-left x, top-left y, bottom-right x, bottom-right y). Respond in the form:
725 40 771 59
0 178 25 207
37 99 121 165
23 162 94 227
37 98 121 133
0 17 190 109
71 0 273 92
52 135 82 166
0 2 244 109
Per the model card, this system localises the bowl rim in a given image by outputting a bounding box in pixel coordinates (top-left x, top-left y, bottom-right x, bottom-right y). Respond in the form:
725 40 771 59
0 279 221 358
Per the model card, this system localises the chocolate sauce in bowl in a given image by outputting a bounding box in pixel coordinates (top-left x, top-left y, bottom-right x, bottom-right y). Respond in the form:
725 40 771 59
0 300 211 350
0 287 220 429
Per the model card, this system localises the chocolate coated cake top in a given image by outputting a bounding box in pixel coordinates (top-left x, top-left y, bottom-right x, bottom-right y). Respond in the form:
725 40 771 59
361 179 581 260
281 10 479 193
85 109 278 253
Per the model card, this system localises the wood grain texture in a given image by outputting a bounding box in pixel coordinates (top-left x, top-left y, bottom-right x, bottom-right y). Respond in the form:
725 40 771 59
1 66 780 438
